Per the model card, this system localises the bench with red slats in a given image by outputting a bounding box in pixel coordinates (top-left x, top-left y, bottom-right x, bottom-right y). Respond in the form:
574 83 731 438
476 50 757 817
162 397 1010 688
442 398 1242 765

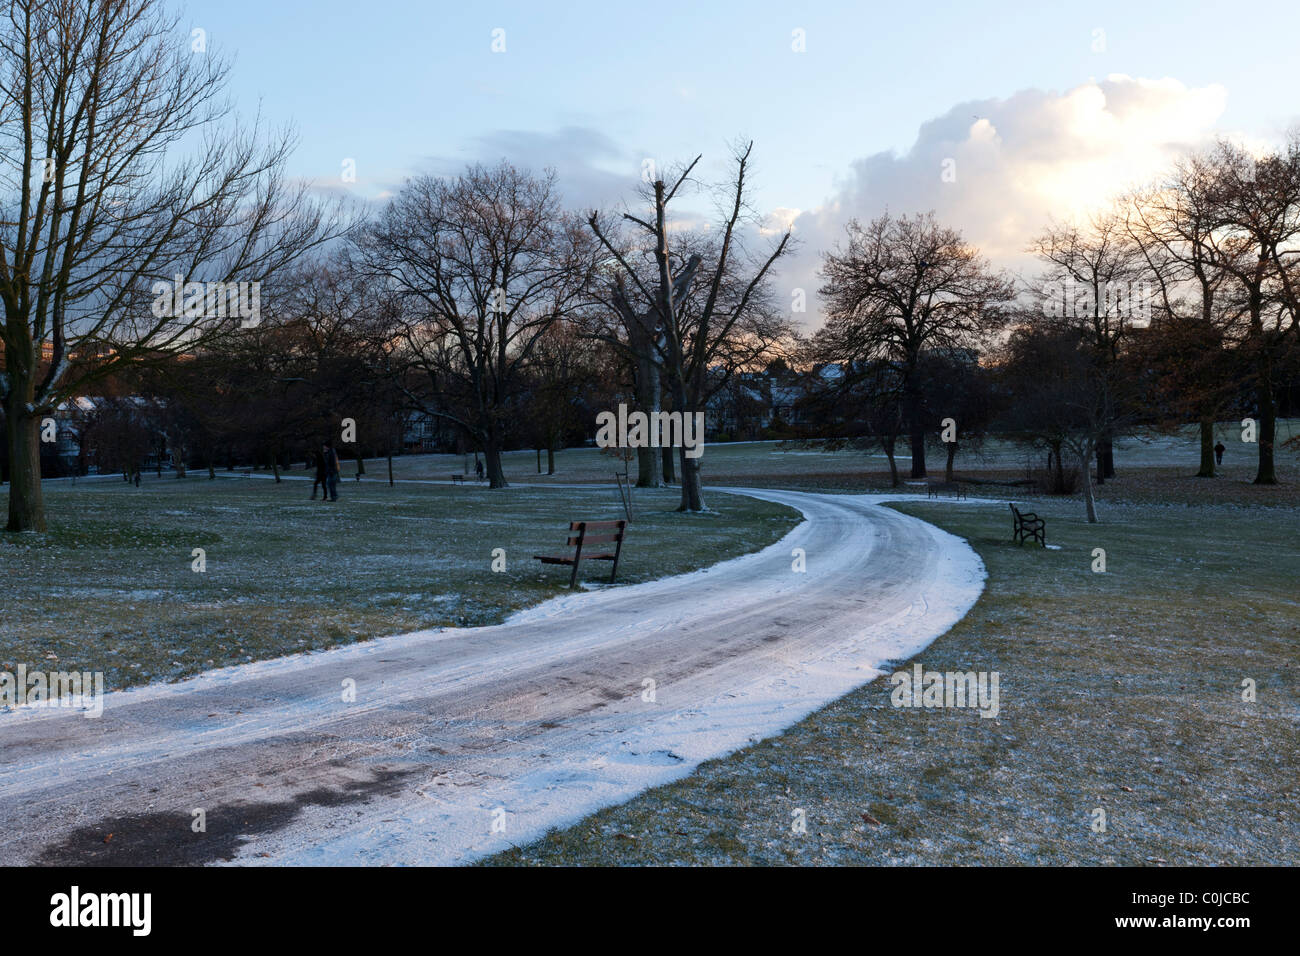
533 519 628 589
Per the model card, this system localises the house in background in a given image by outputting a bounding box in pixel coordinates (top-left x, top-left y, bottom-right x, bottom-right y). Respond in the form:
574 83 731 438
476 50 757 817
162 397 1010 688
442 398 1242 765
402 409 460 453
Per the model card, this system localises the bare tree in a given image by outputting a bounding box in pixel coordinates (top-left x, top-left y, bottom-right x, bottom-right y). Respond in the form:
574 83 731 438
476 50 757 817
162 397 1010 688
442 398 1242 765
797 358 908 487
587 141 792 511
1125 156 1248 477
584 239 700 488
359 163 596 488
1029 209 1151 481
0 0 338 531
1200 138 1300 485
523 317 602 475
999 324 1140 523
818 211 1014 478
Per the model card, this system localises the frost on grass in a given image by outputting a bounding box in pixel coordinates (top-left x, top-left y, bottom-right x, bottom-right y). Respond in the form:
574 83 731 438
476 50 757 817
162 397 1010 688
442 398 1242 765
0 478 798 693
485 500 1300 867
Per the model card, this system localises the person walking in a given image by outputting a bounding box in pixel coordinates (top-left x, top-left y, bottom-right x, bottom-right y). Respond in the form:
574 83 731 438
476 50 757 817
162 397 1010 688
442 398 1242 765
475 457 484 482
1214 441 1226 466
323 440 341 501
310 449 327 500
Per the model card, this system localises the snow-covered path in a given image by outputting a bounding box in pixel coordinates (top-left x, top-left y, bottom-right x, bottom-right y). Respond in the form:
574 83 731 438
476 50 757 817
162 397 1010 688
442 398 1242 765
0 489 983 866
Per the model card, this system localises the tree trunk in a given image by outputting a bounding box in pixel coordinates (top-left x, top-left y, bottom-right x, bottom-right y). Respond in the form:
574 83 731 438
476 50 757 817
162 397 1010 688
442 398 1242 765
883 436 900 488
908 424 926 478
387 451 394 487
1254 352 1277 485
1080 445 1098 523
272 458 281 483
1094 437 1115 481
4 403 45 532
904 373 926 478
677 445 704 511
485 434 508 488
661 445 675 484
547 446 555 475
536 448 542 473
672 371 703 510
636 446 658 487
945 441 957 482
1197 417 1215 477
635 355 664 488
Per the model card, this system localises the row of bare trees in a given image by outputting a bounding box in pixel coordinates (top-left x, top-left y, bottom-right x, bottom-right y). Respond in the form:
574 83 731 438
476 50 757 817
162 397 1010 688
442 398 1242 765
5 0 1296 534
805 135 1300 520
0 0 790 530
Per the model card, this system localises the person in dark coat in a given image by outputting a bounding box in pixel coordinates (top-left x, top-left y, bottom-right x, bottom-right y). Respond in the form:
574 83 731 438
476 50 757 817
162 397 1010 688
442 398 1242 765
475 457 484 481
323 441 340 501
1214 441 1226 466
310 449 326 500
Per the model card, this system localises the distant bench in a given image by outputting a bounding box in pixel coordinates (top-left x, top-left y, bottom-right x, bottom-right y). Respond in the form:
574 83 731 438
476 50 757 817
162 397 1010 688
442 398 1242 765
1009 503 1045 547
534 519 628 589
927 480 967 500
450 474 465 485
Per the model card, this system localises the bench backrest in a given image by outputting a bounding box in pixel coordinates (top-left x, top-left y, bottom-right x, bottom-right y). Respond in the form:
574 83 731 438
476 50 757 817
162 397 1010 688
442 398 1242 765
567 519 626 548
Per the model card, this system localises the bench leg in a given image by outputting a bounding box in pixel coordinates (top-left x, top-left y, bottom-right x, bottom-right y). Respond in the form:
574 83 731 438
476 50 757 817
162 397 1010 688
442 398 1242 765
609 536 624 584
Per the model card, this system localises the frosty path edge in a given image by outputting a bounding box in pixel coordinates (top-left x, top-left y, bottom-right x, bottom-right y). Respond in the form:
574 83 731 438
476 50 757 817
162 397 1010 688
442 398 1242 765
0 488 984 866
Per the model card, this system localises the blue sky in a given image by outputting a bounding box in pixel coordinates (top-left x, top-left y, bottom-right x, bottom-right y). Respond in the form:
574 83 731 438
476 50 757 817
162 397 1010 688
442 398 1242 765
188 0 1298 206
184 0 1300 317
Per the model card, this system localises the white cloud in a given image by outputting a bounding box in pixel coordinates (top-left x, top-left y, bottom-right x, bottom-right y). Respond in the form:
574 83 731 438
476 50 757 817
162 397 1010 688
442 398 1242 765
780 75 1234 328
762 206 802 235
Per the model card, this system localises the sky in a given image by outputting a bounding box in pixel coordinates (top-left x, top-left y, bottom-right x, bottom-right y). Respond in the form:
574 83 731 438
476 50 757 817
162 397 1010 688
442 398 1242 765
184 0 1300 323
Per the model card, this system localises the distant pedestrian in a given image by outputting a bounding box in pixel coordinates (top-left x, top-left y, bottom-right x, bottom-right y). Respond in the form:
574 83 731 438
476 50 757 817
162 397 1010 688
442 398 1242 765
310 449 327 500
1214 441 1225 466
323 441 341 501
133 469 141 488
475 457 484 481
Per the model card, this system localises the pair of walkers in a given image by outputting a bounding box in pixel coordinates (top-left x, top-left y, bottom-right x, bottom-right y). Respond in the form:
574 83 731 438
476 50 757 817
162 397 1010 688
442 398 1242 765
311 442 341 502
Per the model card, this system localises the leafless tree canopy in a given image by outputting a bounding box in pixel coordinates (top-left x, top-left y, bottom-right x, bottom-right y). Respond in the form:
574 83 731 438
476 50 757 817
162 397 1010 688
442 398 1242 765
357 161 598 487
817 210 1014 477
586 141 793 510
0 0 340 530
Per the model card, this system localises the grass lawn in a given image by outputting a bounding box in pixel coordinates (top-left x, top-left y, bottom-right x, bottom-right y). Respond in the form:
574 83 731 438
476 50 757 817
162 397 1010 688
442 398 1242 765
0 475 799 693
486 496 1300 865
383 421 1300 505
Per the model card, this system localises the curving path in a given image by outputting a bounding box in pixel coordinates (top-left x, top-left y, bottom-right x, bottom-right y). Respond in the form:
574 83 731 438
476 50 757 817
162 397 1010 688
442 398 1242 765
0 489 984 866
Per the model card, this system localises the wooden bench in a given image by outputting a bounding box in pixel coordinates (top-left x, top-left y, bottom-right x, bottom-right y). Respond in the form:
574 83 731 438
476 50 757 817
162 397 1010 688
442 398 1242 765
1009 503 1045 547
927 480 966 500
450 474 465 485
534 519 627 589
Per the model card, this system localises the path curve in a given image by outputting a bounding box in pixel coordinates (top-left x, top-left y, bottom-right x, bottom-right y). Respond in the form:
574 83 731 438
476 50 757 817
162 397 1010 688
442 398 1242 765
0 489 984 866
